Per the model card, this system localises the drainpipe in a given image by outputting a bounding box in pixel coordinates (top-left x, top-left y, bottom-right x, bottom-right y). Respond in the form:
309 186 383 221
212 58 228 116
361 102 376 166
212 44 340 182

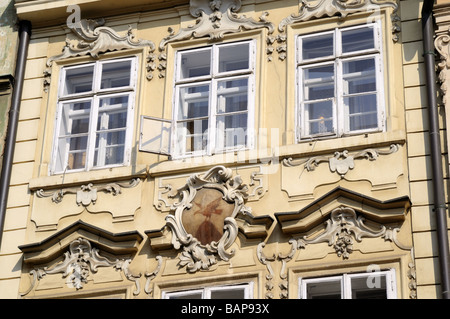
0 20 32 247
422 1 450 299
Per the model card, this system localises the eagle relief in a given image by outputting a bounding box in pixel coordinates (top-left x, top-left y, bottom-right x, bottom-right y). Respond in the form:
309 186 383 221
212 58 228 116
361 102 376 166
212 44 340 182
166 166 249 273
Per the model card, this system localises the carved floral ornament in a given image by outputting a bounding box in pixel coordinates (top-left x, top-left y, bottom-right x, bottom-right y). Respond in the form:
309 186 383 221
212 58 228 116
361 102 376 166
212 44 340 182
164 166 253 273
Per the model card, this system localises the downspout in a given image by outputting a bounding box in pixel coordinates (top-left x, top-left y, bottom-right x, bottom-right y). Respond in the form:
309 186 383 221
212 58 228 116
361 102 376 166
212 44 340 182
422 1 450 299
0 20 32 247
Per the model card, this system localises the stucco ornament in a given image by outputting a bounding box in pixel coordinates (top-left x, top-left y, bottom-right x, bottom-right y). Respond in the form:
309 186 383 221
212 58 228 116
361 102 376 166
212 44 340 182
276 0 400 60
166 165 250 273
159 0 274 49
21 238 141 296
283 144 399 178
297 207 406 259
44 18 156 90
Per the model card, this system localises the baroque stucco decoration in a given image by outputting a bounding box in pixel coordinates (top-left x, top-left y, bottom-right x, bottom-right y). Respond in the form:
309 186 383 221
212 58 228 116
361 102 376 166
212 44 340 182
276 0 400 61
20 237 142 297
165 165 251 273
36 178 141 206
283 144 400 178
157 0 275 76
44 18 156 90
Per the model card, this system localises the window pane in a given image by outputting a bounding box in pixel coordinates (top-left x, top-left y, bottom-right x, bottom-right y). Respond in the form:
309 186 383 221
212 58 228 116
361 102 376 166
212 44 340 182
218 43 250 73
305 101 334 135
95 96 129 167
301 33 334 60
217 78 248 114
343 58 376 94
101 60 132 89
216 113 248 150
305 279 342 299
345 94 378 131
351 275 387 299
178 85 210 120
210 287 246 299
179 49 211 79
63 65 94 95
176 119 208 154
167 292 203 299
342 27 375 53
303 65 335 101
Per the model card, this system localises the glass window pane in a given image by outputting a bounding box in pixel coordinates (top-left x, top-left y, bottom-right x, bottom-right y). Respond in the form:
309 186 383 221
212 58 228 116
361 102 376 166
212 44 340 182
210 287 246 299
351 275 387 299
101 60 132 89
179 49 212 79
305 279 342 299
343 58 376 94
63 65 94 95
218 43 250 73
216 113 248 149
217 78 248 114
301 33 334 60
167 292 203 299
305 101 334 135
178 85 210 120
345 94 378 131
303 65 335 101
342 27 375 53
176 119 209 154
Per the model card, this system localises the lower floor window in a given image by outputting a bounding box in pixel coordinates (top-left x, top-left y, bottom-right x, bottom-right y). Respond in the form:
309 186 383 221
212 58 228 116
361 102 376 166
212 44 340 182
162 283 253 299
299 269 396 299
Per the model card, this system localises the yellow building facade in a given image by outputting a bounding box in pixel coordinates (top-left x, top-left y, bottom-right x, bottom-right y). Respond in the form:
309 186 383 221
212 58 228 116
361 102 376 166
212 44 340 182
0 0 449 300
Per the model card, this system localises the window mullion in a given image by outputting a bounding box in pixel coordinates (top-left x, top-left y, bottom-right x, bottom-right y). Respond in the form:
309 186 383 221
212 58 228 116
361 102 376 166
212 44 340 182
87 96 99 171
335 60 342 136
210 79 218 155
342 274 351 299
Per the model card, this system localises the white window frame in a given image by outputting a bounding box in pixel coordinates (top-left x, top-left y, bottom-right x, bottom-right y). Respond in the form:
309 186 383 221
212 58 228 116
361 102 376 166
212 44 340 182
162 282 254 299
51 57 137 175
298 269 397 299
139 39 256 159
296 22 385 141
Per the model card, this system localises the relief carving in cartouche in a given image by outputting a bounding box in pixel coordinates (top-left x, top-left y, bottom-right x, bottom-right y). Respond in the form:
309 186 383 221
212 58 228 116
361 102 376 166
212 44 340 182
164 166 252 273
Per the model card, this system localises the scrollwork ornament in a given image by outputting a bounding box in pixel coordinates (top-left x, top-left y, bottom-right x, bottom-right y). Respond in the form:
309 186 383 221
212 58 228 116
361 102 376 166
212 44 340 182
165 166 249 273
296 207 403 259
20 238 141 296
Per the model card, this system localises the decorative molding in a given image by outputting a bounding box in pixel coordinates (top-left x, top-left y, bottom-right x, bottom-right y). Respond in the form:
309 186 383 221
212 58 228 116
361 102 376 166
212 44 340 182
144 256 163 297
276 0 400 61
165 165 250 273
257 240 298 299
155 165 267 212
20 238 141 297
157 0 274 76
278 239 297 299
36 178 141 206
256 242 276 299
283 144 399 177
295 206 409 259
44 18 156 91
436 32 450 105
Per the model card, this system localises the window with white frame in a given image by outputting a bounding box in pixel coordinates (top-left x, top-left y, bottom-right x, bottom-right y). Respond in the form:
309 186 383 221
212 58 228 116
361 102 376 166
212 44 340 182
162 283 253 299
52 57 137 174
296 23 385 140
298 270 396 299
140 41 255 158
